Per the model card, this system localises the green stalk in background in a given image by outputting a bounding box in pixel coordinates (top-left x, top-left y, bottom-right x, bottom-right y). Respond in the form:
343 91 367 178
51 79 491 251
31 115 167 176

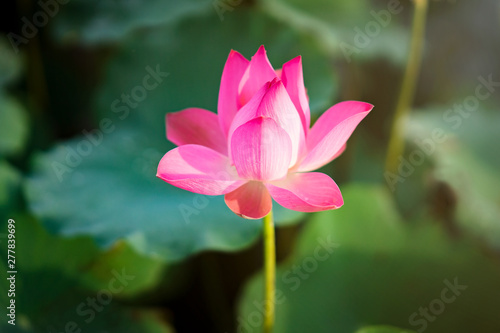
385 0 429 175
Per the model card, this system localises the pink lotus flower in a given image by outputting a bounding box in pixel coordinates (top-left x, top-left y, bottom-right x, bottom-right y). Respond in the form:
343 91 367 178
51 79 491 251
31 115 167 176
157 46 373 219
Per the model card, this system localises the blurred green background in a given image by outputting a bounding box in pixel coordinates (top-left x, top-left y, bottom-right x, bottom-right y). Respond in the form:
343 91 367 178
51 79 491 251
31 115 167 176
0 0 499 332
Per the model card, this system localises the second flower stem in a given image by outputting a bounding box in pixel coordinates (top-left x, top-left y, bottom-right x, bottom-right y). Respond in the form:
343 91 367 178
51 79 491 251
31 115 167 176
385 0 429 174
263 210 275 333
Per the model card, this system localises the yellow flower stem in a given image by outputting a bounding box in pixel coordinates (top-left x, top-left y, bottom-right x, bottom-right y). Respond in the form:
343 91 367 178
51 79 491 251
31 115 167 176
385 0 429 174
262 210 276 333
